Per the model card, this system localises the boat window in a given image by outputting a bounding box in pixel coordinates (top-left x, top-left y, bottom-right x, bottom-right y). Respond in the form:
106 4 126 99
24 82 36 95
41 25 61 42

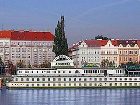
16 78 18 81
42 84 45 86
79 78 81 81
84 83 87 86
89 83 92 86
129 78 132 80
42 78 45 81
64 78 66 81
104 78 107 81
75 70 80 73
48 78 50 81
84 78 86 81
37 78 39 81
53 78 55 81
134 78 137 80
94 78 97 81
74 78 76 81
21 78 23 81
69 71 71 73
58 78 61 81
125 83 127 86
32 78 34 81
26 78 29 81
37 84 39 86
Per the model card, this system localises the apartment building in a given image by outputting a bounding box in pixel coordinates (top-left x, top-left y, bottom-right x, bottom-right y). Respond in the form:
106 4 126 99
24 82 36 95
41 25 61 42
0 30 55 67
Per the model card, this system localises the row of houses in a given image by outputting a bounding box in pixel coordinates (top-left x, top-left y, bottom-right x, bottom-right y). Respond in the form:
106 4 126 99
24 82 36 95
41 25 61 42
0 30 140 68
69 39 140 68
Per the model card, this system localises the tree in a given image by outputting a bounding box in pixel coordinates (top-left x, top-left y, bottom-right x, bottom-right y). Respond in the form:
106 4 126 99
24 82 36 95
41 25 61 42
53 16 68 56
95 35 110 40
5 60 16 75
0 57 5 75
16 60 26 68
40 60 51 68
101 59 109 68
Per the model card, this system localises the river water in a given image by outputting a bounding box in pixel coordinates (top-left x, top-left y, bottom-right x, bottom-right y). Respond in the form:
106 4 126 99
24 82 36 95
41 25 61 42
0 88 140 105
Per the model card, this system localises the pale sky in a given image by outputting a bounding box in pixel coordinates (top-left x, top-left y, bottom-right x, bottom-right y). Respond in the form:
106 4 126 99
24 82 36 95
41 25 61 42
0 0 140 45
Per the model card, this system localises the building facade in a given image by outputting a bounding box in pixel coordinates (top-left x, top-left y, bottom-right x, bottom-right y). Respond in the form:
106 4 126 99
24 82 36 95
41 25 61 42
118 40 139 65
0 30 55 67
69 39 140 68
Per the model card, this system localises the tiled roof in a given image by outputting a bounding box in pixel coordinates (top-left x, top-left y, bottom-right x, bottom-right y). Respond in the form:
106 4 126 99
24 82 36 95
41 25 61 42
84 39 118 47
118 40 138 47
0 30 13 39
0 30 54 41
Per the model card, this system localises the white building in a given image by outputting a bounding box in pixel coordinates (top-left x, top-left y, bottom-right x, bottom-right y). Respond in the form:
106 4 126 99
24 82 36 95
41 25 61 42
0 30 55 67
69 39 120 68
69 40 101 68
100 40 119 67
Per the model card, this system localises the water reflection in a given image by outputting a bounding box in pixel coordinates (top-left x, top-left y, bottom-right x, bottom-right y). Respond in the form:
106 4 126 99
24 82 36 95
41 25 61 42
0 89 140 105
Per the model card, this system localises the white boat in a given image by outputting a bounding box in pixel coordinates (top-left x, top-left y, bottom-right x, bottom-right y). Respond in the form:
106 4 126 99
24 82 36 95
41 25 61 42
6 55 140 88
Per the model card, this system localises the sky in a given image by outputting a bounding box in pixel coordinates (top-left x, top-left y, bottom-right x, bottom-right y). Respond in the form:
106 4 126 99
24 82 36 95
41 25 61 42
0 0 140 45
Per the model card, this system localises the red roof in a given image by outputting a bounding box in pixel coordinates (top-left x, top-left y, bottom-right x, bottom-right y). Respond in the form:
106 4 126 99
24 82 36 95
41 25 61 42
84 39 118 47
0 30 13 39
0 30 54 41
